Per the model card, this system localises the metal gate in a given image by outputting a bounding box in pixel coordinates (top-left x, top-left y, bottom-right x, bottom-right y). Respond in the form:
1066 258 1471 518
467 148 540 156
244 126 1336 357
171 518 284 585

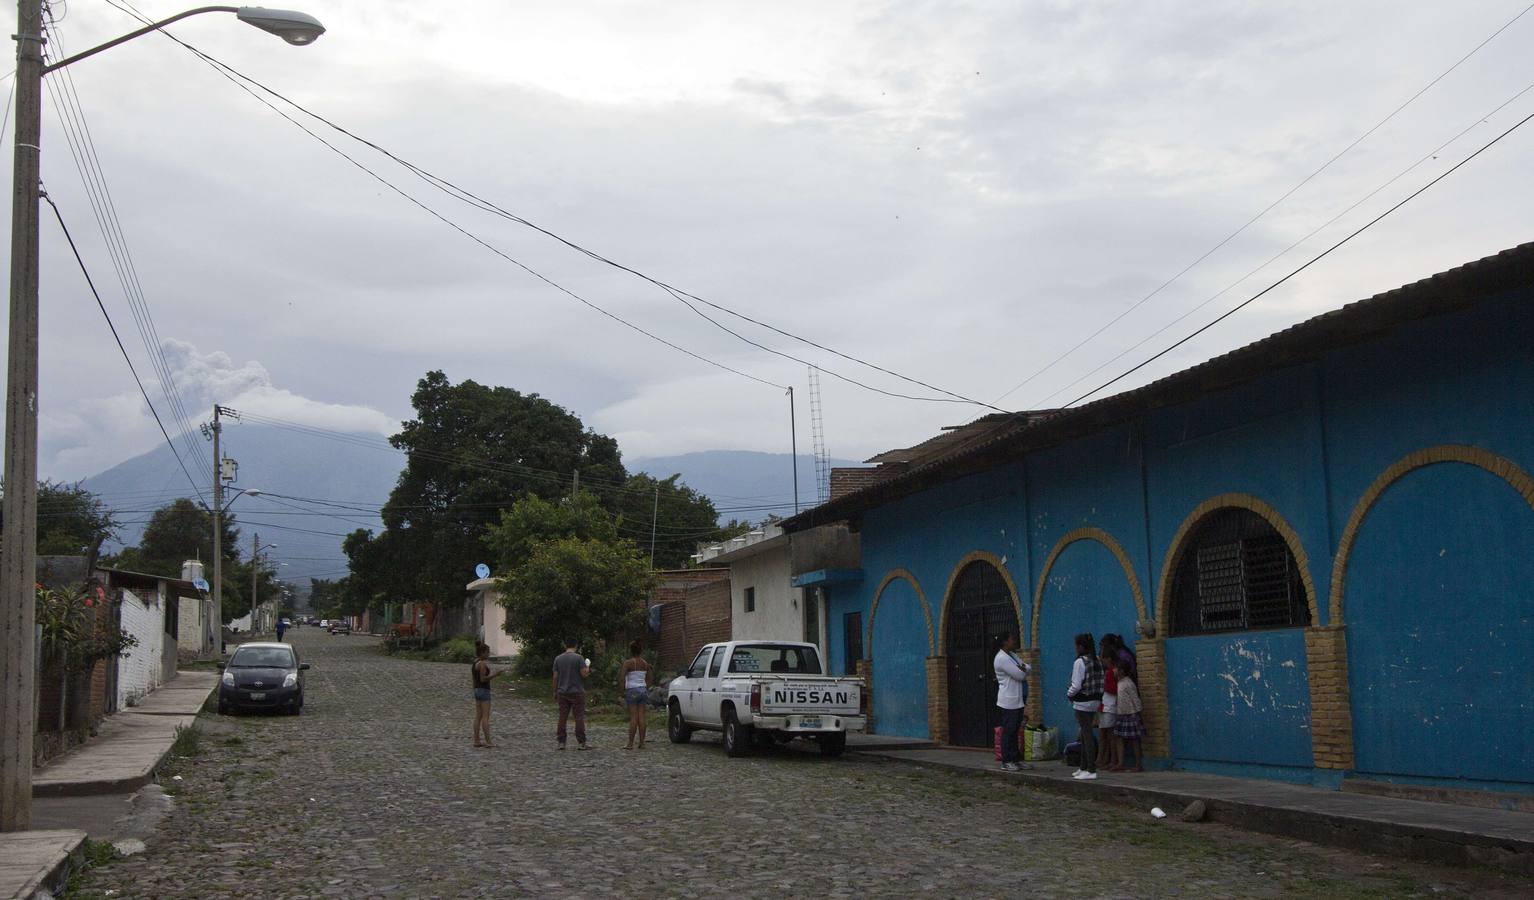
946 561 1019 747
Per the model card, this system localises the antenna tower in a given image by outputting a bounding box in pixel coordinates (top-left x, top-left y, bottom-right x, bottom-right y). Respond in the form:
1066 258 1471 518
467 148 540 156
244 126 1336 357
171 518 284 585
808 366 830 504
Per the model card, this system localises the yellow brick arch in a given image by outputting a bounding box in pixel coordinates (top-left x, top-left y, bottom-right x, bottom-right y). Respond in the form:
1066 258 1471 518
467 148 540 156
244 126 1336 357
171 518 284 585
1029 527 1147 650
1329 444 1534 625
1155 493 1318 636
935 550 1025 653
865 568 935 658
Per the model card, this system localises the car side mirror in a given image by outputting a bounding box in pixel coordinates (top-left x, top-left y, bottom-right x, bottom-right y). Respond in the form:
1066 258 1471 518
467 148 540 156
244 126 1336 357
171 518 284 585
216 662 226 670
300 663 311 670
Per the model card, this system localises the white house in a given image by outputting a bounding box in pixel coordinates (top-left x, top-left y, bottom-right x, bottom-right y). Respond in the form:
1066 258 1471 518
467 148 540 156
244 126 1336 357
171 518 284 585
467 576 522 659
700 525 822 648
100 568 188 707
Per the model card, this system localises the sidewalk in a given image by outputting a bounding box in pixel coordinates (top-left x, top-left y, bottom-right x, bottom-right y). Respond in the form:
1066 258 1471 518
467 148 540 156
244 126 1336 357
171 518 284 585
32 671 217 797
851 745 1534 875
0 830 86 900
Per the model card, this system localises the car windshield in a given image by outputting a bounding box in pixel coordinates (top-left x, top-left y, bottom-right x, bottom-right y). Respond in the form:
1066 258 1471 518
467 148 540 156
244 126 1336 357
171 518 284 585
726 644 823 675
231 647 296 668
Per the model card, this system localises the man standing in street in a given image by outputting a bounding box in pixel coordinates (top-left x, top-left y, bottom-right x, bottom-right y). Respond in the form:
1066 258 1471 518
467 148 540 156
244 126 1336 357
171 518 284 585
553 638 590 750
994 631 1031 772
275 617 288 643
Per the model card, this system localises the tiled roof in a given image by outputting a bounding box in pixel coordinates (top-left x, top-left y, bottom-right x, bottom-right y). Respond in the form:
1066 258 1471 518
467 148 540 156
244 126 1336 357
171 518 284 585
784 240 1534 530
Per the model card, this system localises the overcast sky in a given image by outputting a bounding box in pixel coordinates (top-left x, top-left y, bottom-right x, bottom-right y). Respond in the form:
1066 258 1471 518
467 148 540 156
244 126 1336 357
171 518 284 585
20 0 1534 488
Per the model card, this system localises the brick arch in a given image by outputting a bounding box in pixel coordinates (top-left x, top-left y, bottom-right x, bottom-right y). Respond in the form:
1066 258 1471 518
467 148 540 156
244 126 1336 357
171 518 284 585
937 551 1023 652
1029 527 1147 650
866 568 935 658
1155 493 1318 636
1329 444 1534 625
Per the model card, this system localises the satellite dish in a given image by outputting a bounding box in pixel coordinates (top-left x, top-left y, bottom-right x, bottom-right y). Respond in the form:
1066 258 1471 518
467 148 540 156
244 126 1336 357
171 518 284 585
475 563 490 580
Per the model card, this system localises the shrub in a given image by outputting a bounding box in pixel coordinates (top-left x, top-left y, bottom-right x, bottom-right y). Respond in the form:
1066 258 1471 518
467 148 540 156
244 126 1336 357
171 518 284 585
432 636 478 664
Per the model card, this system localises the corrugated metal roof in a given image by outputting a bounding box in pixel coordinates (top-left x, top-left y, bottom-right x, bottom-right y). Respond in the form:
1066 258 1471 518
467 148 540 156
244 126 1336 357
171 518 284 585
784 240 1534 530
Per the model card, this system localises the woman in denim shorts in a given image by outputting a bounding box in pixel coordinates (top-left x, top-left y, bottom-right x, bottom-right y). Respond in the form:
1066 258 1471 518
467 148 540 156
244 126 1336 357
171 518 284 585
471 642 505 748
618 640 652 750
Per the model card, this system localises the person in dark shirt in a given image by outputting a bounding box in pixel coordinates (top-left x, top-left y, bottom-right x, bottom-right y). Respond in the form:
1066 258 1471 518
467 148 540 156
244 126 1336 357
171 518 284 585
552 638 591 750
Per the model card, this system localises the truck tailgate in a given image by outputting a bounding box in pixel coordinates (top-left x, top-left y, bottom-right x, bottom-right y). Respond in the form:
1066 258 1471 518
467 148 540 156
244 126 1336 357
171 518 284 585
759 679 861 716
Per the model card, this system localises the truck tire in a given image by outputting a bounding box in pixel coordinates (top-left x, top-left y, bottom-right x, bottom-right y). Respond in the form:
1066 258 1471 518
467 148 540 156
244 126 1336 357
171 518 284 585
722 709 753 758
668 701 693 744
818 732 847 758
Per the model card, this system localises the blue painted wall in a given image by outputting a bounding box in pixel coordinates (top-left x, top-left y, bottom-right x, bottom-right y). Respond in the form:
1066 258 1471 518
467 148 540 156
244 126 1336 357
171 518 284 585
1344 464 1534 788
868 576 930 738
1036 540 1140 736
820 282 1534 789
1165 630 1313 772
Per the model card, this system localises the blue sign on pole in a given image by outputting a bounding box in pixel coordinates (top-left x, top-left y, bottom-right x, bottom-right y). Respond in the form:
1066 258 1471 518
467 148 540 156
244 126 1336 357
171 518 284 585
474 563 490 580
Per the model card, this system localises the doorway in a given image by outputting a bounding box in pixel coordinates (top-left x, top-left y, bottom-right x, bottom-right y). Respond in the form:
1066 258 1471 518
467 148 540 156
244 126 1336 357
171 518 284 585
946 560 1019 747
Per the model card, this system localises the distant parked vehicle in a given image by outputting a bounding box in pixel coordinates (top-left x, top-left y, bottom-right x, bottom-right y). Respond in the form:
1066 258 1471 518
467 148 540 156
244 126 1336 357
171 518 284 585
329 621 352 635
319 619 330 629
218 642 308 715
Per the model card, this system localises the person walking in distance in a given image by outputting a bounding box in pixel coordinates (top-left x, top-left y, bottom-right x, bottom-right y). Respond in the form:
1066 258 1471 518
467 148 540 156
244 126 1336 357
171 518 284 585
994 631 1032 772
553 638 591 750
619 640 652 750
1066 632 1105 780
471 642 506 748
275 617 287 643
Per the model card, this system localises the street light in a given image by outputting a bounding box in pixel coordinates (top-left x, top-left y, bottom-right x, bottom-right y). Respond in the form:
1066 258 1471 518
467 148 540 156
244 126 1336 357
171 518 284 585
252 537 277 632
0 3 325 832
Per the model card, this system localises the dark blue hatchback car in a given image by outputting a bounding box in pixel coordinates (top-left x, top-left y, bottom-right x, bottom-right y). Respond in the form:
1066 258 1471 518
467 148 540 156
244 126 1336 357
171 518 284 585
218 642 309 715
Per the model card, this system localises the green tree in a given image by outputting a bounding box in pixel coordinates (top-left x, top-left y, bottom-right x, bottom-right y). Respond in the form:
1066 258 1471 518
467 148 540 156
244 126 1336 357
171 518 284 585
34 480 118 557
103 498 245 619
498 536 654 670
374 371 626 604
613 473 722 569
484 491 616 568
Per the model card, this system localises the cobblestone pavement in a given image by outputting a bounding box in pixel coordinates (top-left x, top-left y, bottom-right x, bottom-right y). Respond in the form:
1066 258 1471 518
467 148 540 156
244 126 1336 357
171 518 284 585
75 630 1534 898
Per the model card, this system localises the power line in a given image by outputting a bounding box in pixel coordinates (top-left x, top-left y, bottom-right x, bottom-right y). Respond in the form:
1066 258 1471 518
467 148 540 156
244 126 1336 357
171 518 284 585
992 0 1534 406
1063 105 1534 409
41 191 205 497
103 0 997 410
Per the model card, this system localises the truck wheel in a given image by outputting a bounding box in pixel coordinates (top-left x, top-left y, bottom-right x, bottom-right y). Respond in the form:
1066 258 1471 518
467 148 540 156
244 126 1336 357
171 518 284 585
722 709 753 758
667 702 693 744
818 732 847 758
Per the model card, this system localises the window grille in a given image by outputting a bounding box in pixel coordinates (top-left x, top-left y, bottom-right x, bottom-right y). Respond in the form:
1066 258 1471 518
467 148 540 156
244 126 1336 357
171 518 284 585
1171 508 1309 636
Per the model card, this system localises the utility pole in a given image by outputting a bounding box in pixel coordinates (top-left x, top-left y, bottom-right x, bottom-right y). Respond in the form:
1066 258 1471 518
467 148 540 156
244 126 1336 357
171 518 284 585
572 468 579 496
788 386 799 515
251 532 260 633
649 486 659 568
210 405 224 649
1 0 45 832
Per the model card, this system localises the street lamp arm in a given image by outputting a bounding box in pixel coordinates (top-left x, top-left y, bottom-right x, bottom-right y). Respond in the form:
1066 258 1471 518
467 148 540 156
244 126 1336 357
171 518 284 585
42 7 239 74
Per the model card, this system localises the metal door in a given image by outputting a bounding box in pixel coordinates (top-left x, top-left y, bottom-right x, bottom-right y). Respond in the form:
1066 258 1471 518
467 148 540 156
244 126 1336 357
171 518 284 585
946 562 1019 747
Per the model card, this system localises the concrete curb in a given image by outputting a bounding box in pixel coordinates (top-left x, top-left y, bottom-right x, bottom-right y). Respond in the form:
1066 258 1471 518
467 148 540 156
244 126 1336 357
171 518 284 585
854 750 1534 876
0 829 86 900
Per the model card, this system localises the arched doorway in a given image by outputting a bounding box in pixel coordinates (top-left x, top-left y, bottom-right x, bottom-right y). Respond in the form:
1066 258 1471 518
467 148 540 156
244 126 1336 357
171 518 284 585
945 560 1019 747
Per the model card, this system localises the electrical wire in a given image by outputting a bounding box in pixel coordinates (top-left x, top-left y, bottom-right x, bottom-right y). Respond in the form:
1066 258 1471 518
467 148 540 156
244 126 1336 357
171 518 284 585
992 0 1534 406
1062 105 1534 409
42 191 206 497
103 0 997 409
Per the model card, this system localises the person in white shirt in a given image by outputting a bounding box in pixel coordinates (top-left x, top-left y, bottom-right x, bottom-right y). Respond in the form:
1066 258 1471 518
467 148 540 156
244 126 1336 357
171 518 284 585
1065 632 1104 779
993 632 1032 772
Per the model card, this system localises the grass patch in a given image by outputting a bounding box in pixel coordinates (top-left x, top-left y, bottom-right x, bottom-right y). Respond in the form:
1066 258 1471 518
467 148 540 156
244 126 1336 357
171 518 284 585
64 838 122 896
169 724 201 759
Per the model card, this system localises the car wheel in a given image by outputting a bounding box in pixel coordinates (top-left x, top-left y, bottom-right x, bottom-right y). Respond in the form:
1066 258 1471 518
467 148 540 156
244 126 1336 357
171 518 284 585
722 709 752 758
818 732 847 758
667 701 692 744
217 701 229 716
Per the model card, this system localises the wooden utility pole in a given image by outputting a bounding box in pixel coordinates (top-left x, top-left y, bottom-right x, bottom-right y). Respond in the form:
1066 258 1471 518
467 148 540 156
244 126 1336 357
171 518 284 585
649 486 659 567
252 532 260 633
1 0 45 832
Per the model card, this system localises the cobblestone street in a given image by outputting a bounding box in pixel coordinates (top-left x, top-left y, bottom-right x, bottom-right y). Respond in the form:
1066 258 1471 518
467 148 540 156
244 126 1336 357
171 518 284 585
74 630 1533 898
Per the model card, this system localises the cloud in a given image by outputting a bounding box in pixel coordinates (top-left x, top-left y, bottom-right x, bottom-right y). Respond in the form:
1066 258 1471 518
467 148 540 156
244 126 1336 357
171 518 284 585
40 340 395 481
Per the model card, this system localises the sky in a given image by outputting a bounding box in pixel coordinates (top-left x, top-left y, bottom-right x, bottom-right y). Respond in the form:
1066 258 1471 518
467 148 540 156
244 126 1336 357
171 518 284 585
18 0 1534 490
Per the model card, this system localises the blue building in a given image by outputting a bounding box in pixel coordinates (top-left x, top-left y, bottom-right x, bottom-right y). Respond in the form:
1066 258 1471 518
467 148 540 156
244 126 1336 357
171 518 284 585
784 243 1534 796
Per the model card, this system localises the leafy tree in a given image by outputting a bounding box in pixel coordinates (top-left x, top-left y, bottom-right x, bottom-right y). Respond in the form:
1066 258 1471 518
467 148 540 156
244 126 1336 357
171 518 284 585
489 492 655 670
613 473 722 569
103 498 245 619
34 480 118 557
374 371 626 604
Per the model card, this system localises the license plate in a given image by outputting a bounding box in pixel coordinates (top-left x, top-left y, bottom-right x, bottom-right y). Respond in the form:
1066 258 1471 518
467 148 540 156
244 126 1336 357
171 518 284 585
249 692 266 700
799 716 821 729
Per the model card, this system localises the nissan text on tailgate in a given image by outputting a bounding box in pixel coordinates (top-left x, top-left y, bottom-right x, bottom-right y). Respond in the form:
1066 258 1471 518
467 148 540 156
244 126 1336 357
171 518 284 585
666 640 867 757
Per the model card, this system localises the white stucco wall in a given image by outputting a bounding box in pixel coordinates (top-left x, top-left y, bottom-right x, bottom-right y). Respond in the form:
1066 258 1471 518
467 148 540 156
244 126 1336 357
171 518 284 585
177 593 205 654
118 587 165 707
727 544 806 644
481 592 522 659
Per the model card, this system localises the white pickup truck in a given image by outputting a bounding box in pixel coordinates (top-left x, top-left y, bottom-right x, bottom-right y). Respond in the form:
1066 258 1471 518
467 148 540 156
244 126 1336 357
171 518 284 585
666 640 866 757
